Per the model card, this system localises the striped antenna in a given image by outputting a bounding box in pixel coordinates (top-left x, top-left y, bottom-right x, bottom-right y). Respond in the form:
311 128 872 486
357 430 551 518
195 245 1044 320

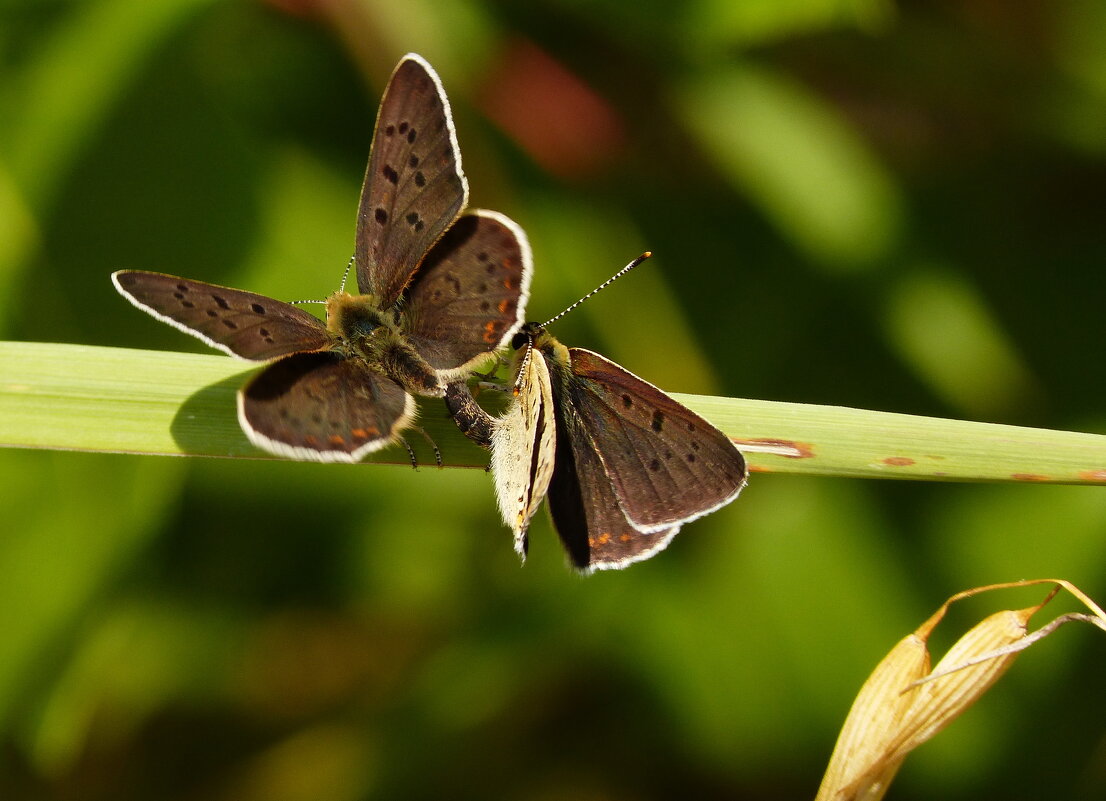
542 252 652 327
338 254 355 293
512 334 536 395
289 255 356 306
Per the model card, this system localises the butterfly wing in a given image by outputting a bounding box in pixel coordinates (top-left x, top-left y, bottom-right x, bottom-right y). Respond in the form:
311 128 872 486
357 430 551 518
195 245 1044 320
489 347 555 559
405 210 531 378
112 271 330 361
355 53 468 306
239 351 414 462
562 348 747 531
546 394 680 572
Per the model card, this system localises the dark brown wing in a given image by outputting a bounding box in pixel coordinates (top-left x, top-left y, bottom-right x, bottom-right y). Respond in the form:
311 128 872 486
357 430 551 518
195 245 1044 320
239 351 414 462
405 210 531 377
563 348 747 531
112 271 329 361
546 392 680 572
355 54 468 306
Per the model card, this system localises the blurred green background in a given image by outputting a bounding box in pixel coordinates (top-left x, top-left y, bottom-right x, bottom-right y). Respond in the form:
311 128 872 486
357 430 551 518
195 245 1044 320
3 1 1106 798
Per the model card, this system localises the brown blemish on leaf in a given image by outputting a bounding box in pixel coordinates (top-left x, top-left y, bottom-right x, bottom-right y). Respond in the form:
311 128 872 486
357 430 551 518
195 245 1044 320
1079 469 1106 483
883 457 916 467
1011 473 1050 482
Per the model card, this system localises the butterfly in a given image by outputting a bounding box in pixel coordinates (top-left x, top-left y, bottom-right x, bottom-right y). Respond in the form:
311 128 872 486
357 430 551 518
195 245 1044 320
113 53 531 462
445 257 747 572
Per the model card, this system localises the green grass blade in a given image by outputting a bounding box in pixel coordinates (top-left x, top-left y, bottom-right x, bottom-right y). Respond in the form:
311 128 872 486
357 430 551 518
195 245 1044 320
2 341 1105 484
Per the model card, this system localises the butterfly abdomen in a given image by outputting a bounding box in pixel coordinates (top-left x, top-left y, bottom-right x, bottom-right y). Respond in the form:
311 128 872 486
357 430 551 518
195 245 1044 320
444 381 494 448
381 340 441 396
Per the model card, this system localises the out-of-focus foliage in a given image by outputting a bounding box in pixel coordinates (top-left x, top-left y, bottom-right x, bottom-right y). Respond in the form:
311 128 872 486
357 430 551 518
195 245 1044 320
1 1 1105 798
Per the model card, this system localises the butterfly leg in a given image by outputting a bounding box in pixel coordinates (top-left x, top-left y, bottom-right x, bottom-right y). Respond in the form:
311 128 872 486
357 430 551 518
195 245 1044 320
412 426 443 468
395 435 419 470
467 350 516 385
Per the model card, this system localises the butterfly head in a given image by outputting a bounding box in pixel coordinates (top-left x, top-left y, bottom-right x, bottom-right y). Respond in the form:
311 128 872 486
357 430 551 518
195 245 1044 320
511 321 542 351
508 321 569 395
327 292 399 351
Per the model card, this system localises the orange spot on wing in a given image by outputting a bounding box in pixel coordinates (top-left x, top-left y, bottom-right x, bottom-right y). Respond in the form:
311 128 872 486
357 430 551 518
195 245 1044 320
304 435 319 446
497 299 511 314
618 533 632 542
329 435 346 446
351 428 369 441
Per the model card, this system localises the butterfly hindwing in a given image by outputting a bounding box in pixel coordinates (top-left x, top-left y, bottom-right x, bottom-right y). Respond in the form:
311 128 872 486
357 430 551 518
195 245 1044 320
239 351 414 462
112 271 330 361
546 392 680 572
561 348 747 531
406 210 532 378
355 53 468 306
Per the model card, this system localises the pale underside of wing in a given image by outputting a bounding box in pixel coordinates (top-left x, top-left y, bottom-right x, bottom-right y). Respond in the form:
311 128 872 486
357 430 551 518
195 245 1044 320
239 351 415 463
355 54 468 307
112 271 330 361
563 348 747 531
490 348 555 560
405 210 532 379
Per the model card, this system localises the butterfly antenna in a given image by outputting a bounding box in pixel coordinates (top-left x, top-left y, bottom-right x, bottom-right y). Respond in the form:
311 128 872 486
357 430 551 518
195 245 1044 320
339 254 355 293
513 334 536 395
289 254 356 306
541 251 652 327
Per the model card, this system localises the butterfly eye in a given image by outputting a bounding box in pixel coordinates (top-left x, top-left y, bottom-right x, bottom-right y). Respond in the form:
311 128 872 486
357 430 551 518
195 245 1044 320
511 331 529 350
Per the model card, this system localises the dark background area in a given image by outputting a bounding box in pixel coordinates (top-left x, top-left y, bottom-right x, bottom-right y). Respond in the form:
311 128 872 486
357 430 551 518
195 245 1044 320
1 0 1105 798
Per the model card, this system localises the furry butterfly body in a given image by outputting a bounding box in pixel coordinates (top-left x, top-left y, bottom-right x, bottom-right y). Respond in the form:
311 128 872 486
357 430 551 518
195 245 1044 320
114 54 531 462
447 322 747 571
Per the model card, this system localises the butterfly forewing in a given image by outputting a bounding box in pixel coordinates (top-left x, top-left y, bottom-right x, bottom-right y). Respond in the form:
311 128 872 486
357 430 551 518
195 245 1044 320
490 345 555 557
564 348 747 531
112 271 330 361
239 351 414 462
356 54 468 306
546 397 680 572
406 210 532 377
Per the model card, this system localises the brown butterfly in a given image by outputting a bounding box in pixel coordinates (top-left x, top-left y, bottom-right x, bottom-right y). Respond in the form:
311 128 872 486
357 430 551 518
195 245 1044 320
446 256 747 571
113 54 531 462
